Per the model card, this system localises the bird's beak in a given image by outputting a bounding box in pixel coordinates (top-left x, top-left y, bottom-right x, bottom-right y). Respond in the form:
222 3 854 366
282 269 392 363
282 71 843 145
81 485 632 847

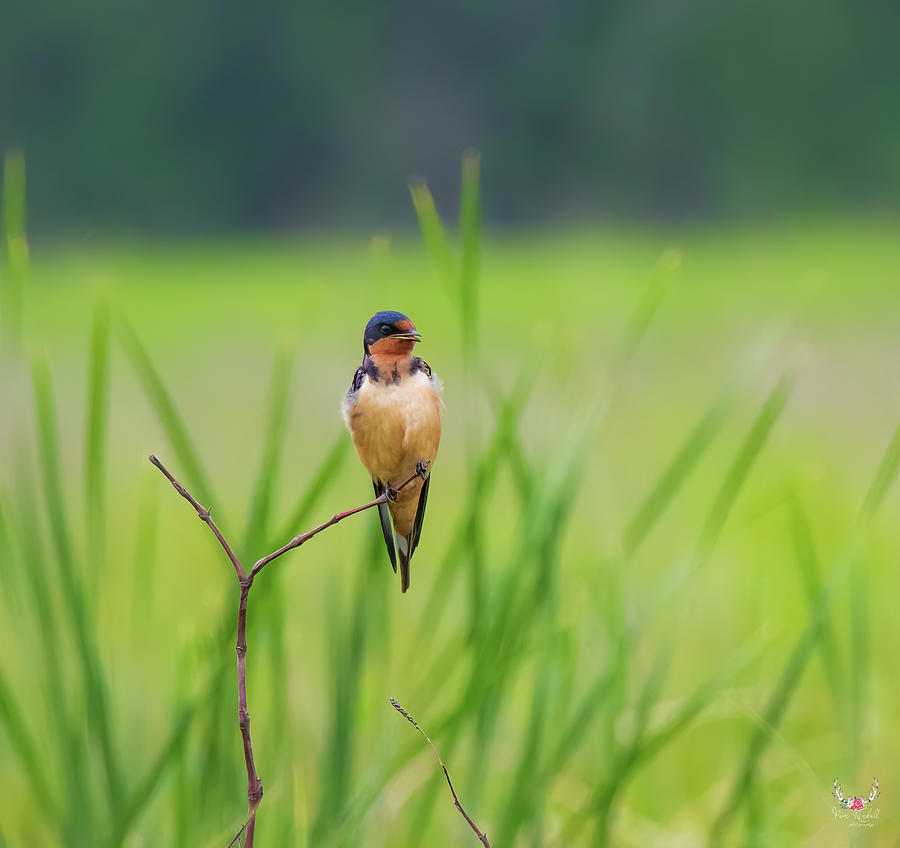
393 331 421 343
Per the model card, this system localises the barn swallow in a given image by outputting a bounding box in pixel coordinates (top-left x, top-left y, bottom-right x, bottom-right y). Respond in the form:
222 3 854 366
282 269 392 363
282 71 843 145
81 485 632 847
342 311 442 592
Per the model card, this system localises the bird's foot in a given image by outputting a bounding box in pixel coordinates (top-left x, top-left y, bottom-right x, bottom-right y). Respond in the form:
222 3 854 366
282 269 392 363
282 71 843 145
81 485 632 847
384 485 399 503
415 460 431 480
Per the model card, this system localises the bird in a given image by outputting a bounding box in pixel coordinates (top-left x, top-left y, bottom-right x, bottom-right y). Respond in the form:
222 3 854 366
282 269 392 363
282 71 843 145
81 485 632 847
342 311 442 592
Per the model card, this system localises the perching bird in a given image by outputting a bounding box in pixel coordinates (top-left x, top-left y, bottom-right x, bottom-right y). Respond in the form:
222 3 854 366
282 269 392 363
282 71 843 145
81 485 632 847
342 311 442 592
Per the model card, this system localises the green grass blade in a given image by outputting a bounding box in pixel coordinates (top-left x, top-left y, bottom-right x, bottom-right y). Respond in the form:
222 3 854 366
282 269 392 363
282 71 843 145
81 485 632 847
32 353 124 818
311 532 380 841
401 422 588 840
859 422 900 520
618 248 679 363
483 371 535 506
711 423 900 841
243 344 294 556
84 300 110 585
113 314 216 510
107 701 197 848
848 572 868 764
787 500 845 719
274 430 349 543
623 390 734 558
9 458 85 839
1 151 29 349
590 647 673 843
623 321 791 557
0 494 20 609
640 633 766 765
131 465 160 645
496 638 566 845
0 664 56 818
698 375 793 561
458 149 481 361
562 633 764 844
409 181 456 296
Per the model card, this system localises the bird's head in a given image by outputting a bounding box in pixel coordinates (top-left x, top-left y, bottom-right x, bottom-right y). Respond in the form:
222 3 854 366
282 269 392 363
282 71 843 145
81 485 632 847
363 311 421 357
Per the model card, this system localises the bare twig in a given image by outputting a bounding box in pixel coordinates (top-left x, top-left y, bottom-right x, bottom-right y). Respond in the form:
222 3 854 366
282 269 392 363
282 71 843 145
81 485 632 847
224 816 251 848
248 470 421 580
149 455 246 582
391 698 491 847
150 453 421 846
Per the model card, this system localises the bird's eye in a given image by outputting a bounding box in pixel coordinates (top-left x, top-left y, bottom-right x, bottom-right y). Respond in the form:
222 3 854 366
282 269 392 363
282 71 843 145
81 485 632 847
381 324 392 335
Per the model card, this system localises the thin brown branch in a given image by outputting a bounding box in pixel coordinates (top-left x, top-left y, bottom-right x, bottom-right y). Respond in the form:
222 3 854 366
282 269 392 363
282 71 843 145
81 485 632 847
151 454 425 847
248 470 421 580
236 581 262 846
391 698 490 847
149 454 247 582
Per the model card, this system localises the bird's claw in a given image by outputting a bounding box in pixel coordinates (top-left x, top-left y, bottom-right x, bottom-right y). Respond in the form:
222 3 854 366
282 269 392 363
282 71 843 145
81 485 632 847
385 486 399 503
415 460 431 480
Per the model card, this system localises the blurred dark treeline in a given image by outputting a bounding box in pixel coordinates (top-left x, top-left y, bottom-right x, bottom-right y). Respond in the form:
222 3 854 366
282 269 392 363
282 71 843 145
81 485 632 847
2 0 899 234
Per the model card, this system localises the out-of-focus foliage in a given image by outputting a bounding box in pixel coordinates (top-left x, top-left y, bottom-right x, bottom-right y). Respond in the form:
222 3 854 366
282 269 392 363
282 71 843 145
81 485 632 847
2 0 899 232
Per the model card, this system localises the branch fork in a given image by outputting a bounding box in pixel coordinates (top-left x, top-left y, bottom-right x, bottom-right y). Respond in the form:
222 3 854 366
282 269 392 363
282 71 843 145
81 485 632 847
149 453 419 846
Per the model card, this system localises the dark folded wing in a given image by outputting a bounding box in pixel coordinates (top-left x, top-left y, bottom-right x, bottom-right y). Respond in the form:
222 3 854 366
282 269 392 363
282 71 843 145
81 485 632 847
372 480 397 572
410 474 430 554
349 366 366 393
410 356 432 378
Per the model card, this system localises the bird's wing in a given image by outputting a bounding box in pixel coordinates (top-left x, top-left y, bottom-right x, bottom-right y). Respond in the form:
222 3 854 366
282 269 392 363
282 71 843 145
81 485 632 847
342 366 367 428
412 356 443 397
372 480 397 572
410 473 430 555
349 366 366 393
411 356 431 378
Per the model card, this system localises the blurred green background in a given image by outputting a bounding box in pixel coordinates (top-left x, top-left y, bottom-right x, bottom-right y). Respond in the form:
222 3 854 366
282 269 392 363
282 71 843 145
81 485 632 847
1 5 900 847
3 0 900 232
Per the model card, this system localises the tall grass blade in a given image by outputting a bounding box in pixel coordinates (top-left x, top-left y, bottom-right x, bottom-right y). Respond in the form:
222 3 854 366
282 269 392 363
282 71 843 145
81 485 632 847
592 647 673 843
311 532 379 841
293 766 309 848
409 374 531 653
698 375 793 562
787 500 844 720
624 322 788 558
9 458 84 839
107 700 197 848
618 248 679 363
275 430 349 543
85 300 110 585
244 344 293 555
859 423 900 520
496 638 565 845
623 391 733 558
848 572 868 764
459 150 481 361
710 423 900 841
403 416 588 840
0 664 56 817
409 181 456 296
32 353 124 817
113 315 216 510
639 632 766 765
131 466 160 644
0 494 19 608
563 632 765 844
1 150 29 349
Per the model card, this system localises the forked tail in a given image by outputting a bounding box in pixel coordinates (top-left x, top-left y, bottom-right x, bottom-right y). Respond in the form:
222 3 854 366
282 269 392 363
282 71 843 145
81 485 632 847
396 533 412 593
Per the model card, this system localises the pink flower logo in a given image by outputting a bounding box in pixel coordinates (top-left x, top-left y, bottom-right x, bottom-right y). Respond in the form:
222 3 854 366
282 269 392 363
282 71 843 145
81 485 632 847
834 778 879 811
